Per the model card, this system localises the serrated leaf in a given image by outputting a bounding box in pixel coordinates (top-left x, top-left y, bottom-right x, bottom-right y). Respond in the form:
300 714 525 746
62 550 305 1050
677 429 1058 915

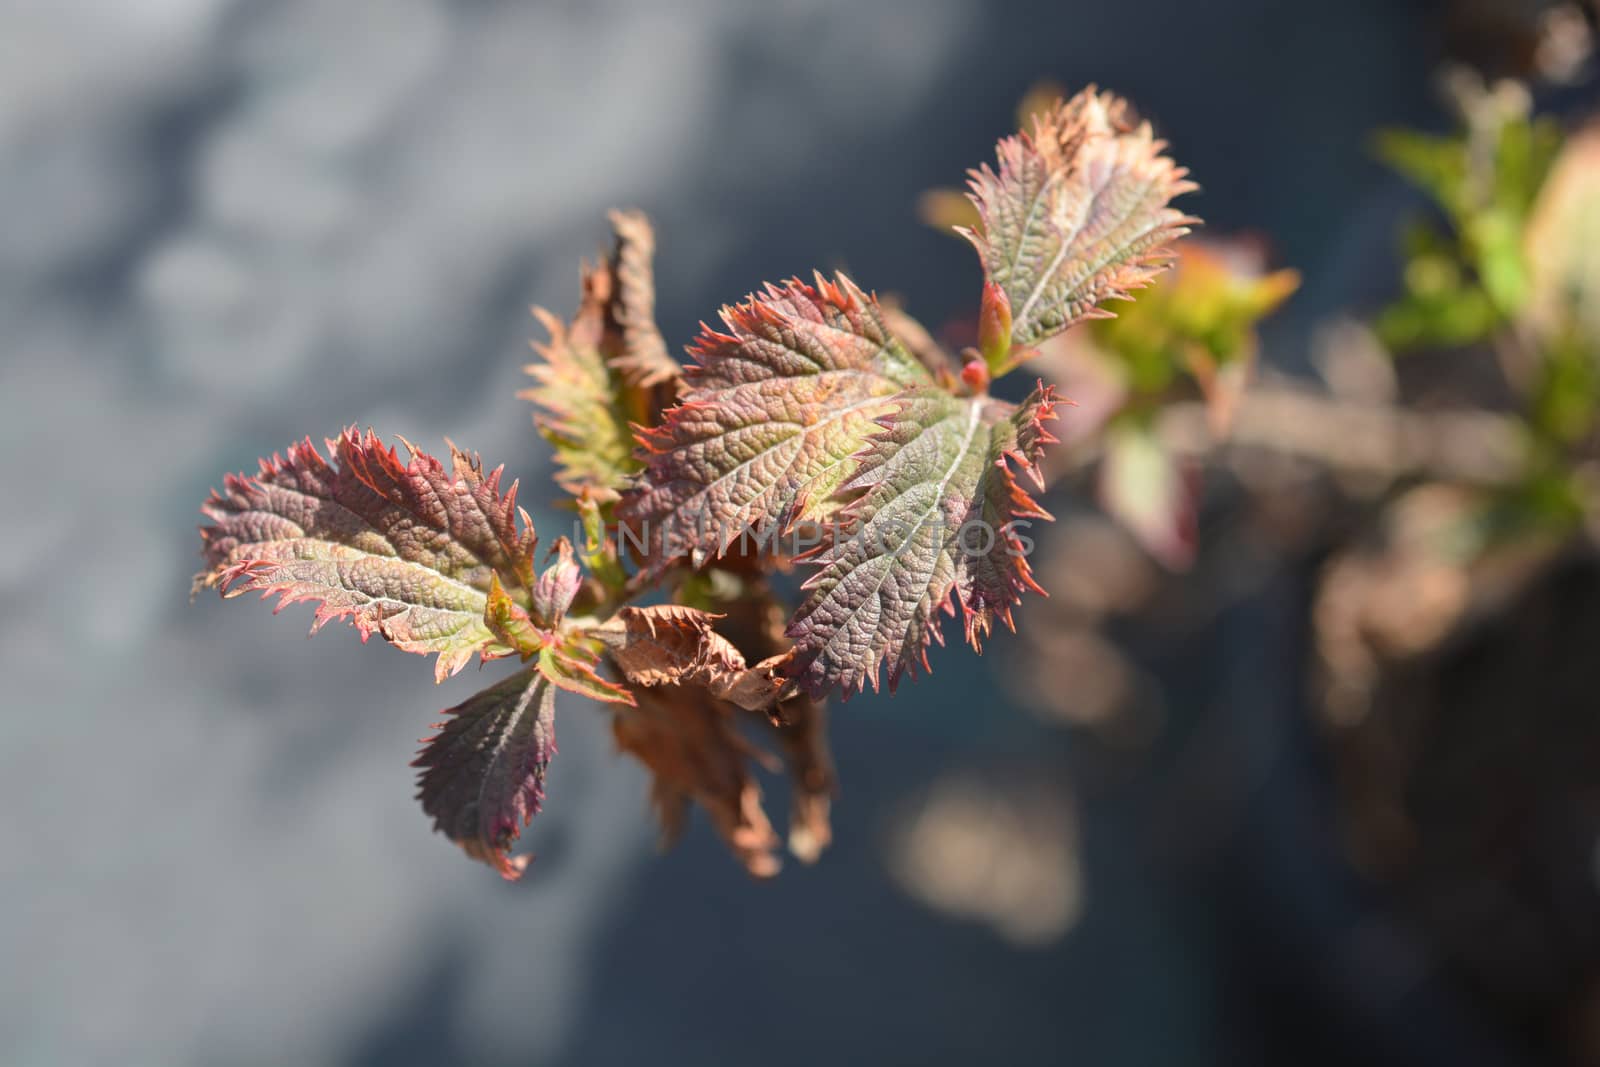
522 212 679 499
595 604 786 712
413 667 555 880
606 209 679 389
536 642 634 706
522 312 639 499
196 428 537 681
960 87 1197 352
785 382 1061 696
619 273 933 573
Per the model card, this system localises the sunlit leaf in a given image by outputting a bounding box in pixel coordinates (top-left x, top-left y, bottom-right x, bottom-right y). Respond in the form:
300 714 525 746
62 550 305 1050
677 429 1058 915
960 87 1197 354
605 209 680 389
531 536 582 628
620 273 932 573
785 383 1061 696
196 429 537 681
522 212 679 499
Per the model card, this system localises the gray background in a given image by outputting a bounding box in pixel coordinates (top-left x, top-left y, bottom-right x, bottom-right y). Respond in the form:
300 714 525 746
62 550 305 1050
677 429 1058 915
1 1 1452 1064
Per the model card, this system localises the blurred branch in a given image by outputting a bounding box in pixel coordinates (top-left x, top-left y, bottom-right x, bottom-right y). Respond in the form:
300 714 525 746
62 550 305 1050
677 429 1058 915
1156 383 1525 488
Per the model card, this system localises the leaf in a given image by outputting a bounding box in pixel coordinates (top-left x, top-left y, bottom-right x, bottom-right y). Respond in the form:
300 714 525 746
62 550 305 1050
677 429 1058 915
531 536 582 627
675 574 837 863
1082 238 1299 435
917 81 1071 242
785 382 1061 697
522 212 679 499
485 573 547 659
880 300 959 380
536 642 634 706
1375 129 1469 218
1376 82 1562 323
488 540 635 707
1099 421 1198 570
619 273 933 573
413 667 555 880
606 209 680 389
594 605 786 712
196 428 537 681
960 87 1197 353
1525 123 1600 347
611 683 783 878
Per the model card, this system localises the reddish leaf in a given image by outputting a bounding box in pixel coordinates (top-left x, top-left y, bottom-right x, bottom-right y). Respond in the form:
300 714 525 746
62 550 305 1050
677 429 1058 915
679 578 838 864
413 667 555 880
619 273 933 574
531 537 582 628
606 209 680 389
961 87 1197 352
196 429 537 681
785 383 1061 696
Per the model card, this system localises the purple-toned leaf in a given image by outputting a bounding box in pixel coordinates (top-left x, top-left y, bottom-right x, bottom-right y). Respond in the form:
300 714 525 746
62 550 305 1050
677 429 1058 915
196 428 538 681
960 87 1198 351
786 382 1061 697
531 537 582 628
618 273 933 574
413 667 555 880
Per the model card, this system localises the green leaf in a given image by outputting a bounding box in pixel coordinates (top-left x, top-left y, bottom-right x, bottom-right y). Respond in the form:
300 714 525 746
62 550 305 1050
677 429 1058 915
485 573 547 659
619 273 933 573
1376 93 1563 326
1081 238 1298 433
784 382 1060 696
522 211 679 499
960 87 1197 351
196 429 537 682
536 642 634 705
1376 129 1469 218
413 667 556 880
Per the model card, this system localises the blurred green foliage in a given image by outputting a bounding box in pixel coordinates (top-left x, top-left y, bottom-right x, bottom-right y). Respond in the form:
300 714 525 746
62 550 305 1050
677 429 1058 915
1378 74 1599 547
1375 87 1562 347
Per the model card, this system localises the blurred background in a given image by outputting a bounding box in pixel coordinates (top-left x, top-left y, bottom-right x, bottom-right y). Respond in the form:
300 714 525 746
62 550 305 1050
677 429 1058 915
4 0 1599 1064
